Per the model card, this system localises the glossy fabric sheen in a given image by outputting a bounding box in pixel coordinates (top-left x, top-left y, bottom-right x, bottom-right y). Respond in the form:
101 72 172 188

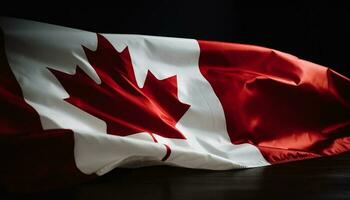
0 18 349 192
199 41 350 163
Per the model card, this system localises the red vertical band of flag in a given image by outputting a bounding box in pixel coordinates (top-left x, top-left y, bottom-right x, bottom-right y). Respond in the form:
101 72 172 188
198 40 350 164
0 32 93 193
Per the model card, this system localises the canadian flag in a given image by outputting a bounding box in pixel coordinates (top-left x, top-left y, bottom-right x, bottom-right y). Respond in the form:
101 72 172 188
0 18 349 192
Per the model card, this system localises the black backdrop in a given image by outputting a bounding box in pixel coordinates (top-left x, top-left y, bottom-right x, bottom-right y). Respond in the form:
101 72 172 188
1 1 350 76
1 2 350 198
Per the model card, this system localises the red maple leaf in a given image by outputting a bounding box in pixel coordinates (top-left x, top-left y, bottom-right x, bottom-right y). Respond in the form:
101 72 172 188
50 34 190 161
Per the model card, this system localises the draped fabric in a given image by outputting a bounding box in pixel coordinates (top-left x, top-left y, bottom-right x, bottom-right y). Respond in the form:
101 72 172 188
0 18 349 192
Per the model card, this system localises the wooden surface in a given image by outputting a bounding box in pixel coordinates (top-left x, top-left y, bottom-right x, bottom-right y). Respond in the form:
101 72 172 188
3 152 350 199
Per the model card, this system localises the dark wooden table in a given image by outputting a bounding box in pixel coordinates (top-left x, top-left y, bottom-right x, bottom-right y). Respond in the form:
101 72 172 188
3 153 350 199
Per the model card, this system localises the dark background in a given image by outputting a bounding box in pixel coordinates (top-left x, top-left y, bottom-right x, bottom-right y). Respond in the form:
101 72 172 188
1 2 350 199
1 1 349 76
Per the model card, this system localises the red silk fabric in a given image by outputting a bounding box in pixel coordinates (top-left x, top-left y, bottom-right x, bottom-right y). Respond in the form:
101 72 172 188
1 30 349 193
198 40 350 164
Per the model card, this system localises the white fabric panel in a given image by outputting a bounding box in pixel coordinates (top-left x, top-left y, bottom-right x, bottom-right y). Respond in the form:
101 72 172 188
0 17 269 175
